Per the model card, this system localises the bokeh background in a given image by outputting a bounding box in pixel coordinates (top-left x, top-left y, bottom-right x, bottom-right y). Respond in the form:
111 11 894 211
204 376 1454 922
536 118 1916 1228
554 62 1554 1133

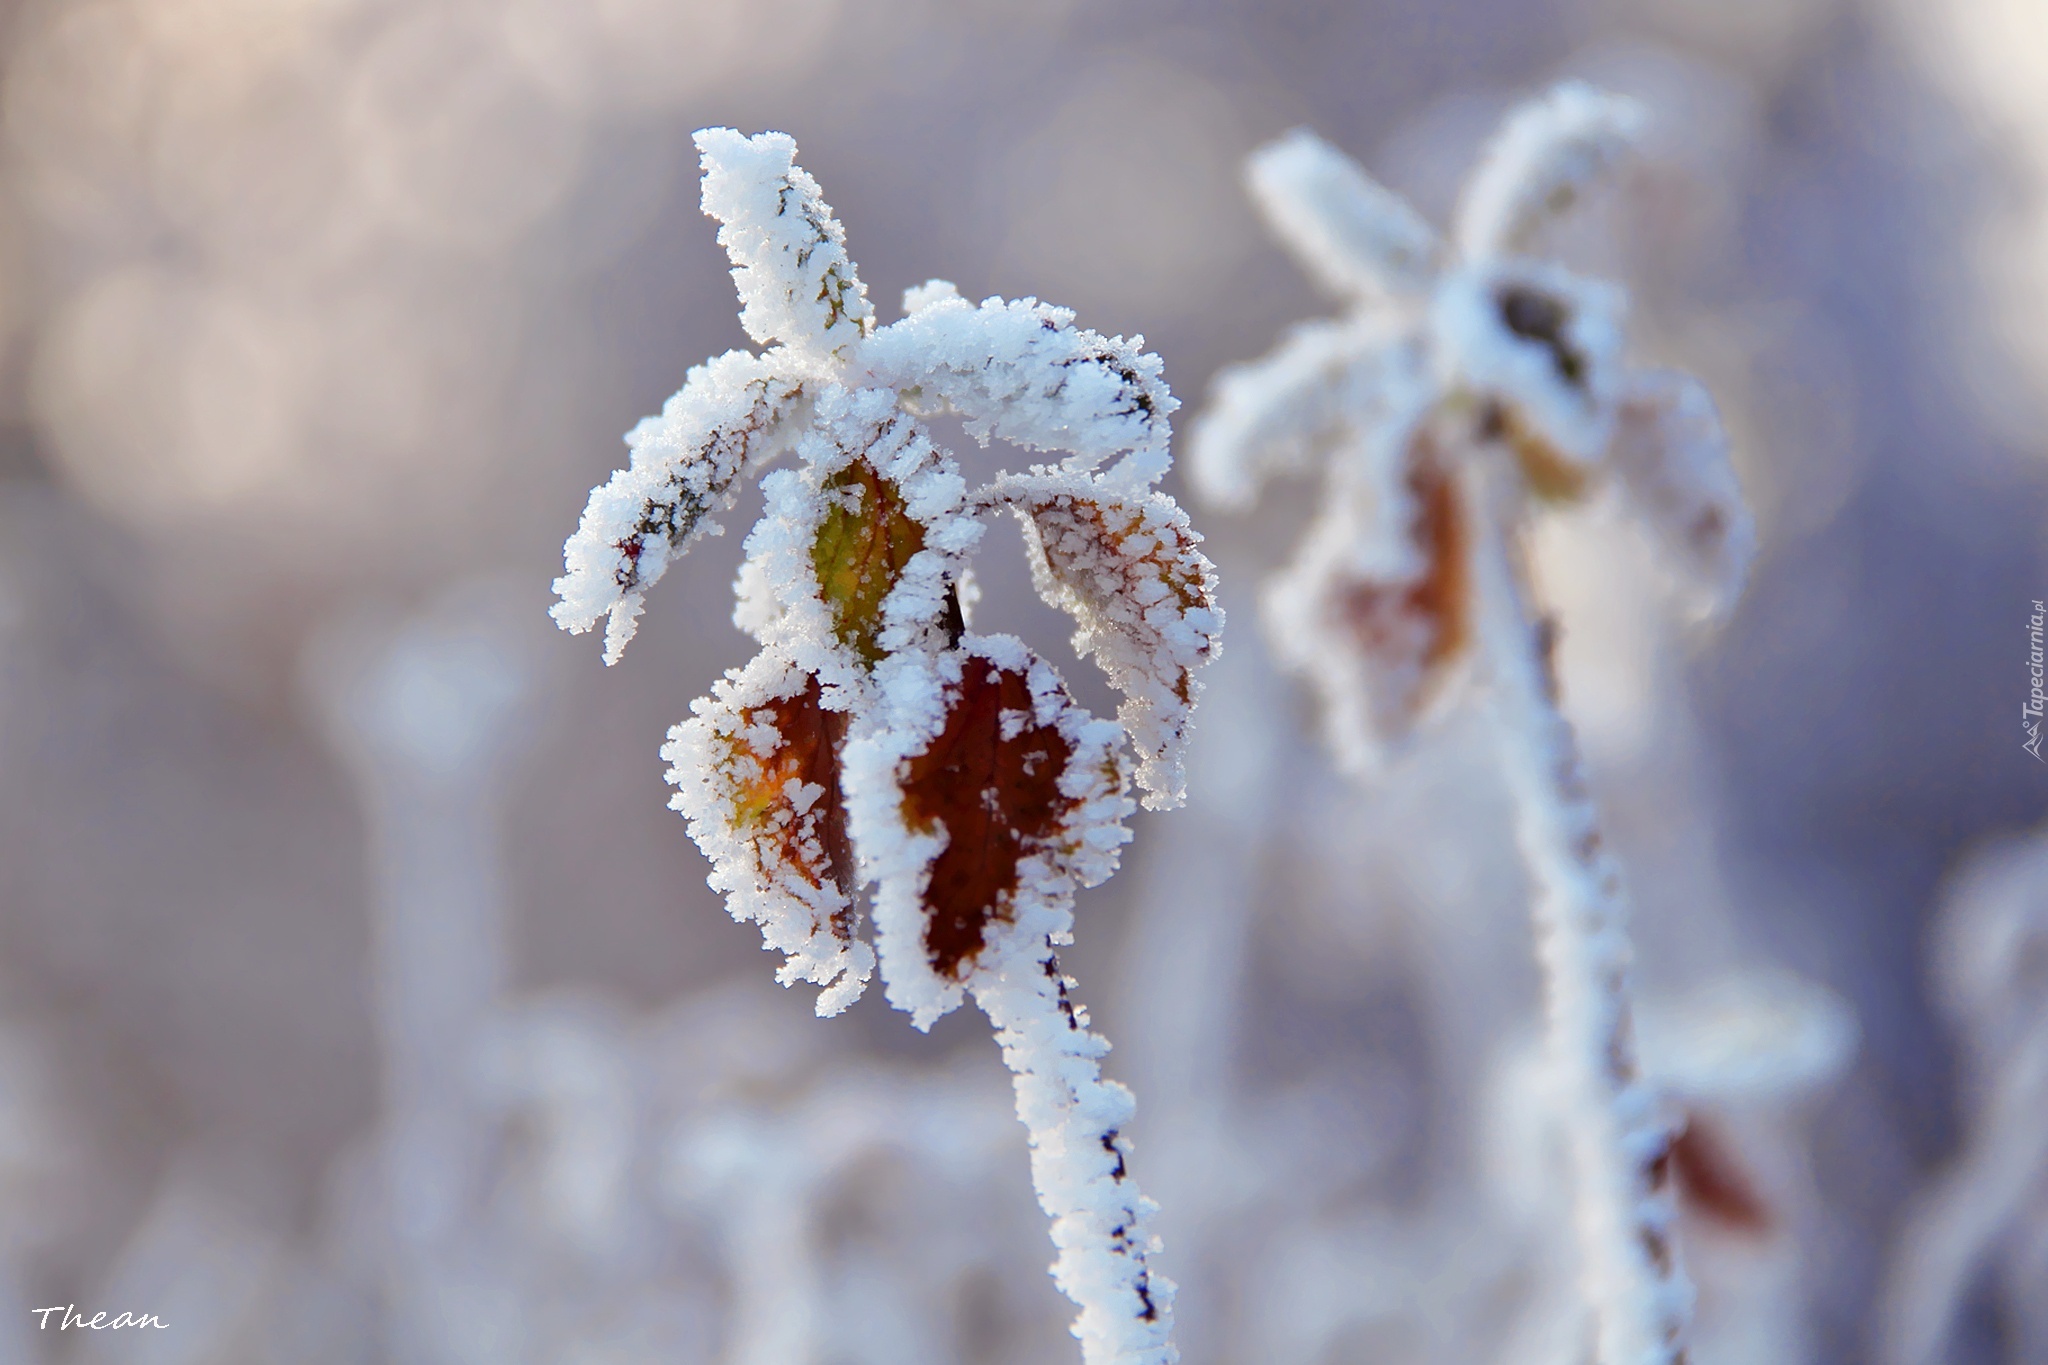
0 0 2043 1361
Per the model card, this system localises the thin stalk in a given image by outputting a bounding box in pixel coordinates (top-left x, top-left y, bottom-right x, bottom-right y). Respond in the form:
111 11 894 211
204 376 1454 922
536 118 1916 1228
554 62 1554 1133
972 944 1176 1365
1467 457 1691 1365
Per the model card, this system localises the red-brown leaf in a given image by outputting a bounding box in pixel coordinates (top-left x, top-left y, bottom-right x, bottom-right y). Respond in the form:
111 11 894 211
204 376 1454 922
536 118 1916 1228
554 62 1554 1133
900 659 1077 978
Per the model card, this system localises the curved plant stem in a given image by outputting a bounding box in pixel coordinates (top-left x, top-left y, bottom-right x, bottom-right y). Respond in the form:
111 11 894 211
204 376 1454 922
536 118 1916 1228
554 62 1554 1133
973 944 1176 1365
1469 459 1691 1365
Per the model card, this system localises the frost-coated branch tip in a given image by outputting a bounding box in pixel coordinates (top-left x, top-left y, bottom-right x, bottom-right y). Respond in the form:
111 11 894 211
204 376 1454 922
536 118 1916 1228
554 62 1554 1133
1247 128 1439 301
1454 81 1645 262
555 130 1215 1363
694 128 873 358
1881 832 2048 1365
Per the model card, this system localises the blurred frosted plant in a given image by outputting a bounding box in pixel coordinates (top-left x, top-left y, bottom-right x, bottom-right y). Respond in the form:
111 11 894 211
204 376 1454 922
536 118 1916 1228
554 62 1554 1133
309 584 542 1365
1882 830 2048 1365
553 129 1221 1365
1493 970 1855 1365
1192 83 1757 1365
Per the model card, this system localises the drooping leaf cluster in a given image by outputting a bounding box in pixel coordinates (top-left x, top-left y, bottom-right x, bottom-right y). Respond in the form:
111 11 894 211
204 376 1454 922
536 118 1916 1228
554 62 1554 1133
554 129 1222 1025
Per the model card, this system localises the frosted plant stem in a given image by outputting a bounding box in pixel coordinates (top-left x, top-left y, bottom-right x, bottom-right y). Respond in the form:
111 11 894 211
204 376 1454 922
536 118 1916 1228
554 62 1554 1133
1468 460 1690 1365
972 945 1176 1365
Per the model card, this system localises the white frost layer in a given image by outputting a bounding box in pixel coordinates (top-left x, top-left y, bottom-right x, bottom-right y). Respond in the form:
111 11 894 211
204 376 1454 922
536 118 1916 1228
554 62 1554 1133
552 349 805 664
1454 81 1644 261
663 646 874 1017
1247 127 1439 301
992 472 1223 809
695 128 873 358
859 292 1178 488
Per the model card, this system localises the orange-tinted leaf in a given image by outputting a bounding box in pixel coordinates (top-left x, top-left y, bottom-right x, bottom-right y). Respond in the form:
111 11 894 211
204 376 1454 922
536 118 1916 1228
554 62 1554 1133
811 458 927 665
665 650 871 1014
1338 446 1472 690
720 673 856 908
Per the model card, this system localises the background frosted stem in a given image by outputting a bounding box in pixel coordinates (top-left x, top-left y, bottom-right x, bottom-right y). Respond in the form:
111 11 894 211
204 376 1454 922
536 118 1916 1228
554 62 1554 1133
1470 462 1689 1365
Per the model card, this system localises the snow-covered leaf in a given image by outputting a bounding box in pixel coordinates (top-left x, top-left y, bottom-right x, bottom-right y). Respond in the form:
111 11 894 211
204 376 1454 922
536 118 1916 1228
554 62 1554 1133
1266 431 1474 772
695 128 873 359
991 473 1223 809
845 637 1131 1028
811 458 931 664
860 293 1177 485
1188 316 1419 510
1609 369 1754 615
737 386 980 690
553 350 804 664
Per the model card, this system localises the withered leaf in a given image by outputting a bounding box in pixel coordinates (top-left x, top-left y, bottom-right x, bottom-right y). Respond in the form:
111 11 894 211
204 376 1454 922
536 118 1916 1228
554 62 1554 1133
1003 476 1222 809
900 659 1078 979
668 650 872 1013
1336 438 1473 725
1609 368 1753 613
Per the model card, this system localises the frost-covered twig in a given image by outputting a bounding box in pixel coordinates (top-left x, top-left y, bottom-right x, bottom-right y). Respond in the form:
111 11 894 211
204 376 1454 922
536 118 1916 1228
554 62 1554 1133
1192 83 1757 1365
554 130 1220 1364
1469 458 1691 1364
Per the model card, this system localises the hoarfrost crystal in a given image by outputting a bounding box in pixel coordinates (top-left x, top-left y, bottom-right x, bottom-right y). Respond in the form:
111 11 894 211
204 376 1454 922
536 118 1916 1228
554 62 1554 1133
554 129 1221 1365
